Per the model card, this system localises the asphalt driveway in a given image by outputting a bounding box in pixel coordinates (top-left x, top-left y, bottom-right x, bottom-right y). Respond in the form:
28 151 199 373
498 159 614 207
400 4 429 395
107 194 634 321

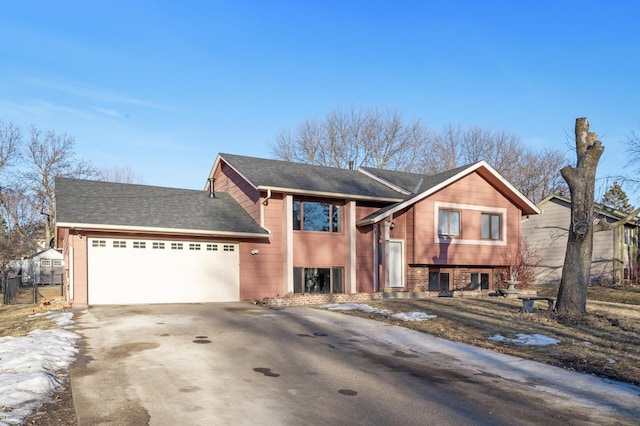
70 303 640 425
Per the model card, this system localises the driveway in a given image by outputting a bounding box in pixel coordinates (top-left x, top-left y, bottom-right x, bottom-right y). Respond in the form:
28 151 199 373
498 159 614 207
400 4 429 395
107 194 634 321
70 303 640 425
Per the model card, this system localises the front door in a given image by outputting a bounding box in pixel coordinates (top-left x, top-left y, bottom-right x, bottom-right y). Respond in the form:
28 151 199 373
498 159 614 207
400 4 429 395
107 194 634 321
388 240 404 288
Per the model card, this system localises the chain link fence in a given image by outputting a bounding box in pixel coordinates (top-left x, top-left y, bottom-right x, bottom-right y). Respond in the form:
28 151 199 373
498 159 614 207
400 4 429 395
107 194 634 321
1 274 63 305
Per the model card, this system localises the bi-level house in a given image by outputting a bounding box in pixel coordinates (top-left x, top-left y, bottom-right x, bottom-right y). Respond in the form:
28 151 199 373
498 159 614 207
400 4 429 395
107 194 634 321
55 153 540 305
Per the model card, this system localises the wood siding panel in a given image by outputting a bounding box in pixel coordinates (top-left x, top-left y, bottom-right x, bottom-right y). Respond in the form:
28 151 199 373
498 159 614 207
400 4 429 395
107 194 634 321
355 206 380 293
239 195 285 300
521 198 617 285
412 173 521 266
215 163 261 222
293 232 346 266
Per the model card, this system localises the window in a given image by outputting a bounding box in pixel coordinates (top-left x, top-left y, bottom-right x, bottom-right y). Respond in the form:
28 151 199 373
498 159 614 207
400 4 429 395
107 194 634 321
293 267 344 294
53 260 63 267
293 200 342 232
624 227 632 246
153 242 165 249
92 240 106 248
40 259 52 267
113 241 126 248
171 242 183 250
207 244 218 251
438 209 460 237
133 241 146 249
189 243 201 251
223 244 235 252
428 272 450 291
470 273 490 290
481 213 501 240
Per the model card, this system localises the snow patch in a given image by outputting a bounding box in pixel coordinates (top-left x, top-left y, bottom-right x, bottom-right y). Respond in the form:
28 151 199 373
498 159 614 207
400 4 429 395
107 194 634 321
0 311 80 426
320 303 436 321
489 333 560 346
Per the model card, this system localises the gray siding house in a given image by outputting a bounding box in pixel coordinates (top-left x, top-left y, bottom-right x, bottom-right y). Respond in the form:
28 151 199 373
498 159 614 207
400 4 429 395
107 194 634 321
522 195 639 285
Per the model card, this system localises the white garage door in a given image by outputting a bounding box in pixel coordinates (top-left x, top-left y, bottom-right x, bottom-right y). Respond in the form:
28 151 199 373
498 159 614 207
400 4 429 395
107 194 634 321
87 238 239 304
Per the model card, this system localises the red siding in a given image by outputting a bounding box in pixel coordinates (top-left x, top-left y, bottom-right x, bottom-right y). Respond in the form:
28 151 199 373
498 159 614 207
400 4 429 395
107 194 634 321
239 194 286 300
215 163 261 223
411 172 520 266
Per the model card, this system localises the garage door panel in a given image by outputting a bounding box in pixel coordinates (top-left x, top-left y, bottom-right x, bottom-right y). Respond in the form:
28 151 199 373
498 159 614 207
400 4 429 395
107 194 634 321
88 238 239 304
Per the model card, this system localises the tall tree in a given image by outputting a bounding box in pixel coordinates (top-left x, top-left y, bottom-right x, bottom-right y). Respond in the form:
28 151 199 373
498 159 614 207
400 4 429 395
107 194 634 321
23 126 98 247
272 106 568 203
0 120 25 274
601 181 635 213
98 165 145 184
271 106 432 170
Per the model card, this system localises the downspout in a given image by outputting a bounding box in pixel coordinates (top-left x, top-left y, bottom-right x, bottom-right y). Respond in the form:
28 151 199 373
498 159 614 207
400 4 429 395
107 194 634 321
373 224 379 292
260 189 272 228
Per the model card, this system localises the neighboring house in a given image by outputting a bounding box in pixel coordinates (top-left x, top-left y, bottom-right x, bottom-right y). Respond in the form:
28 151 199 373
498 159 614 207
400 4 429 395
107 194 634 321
521 194 639 285
55 153 540 306
21 248 64 286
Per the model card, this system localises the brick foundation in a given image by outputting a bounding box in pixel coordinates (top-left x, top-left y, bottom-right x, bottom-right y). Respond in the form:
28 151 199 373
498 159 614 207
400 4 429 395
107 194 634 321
262 292 384 307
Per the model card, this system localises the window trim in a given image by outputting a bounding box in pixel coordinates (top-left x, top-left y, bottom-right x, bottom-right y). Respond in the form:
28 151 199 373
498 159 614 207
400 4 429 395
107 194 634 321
293 266 344 294
438 208 461 238
481 212 502 240
293 198 343 233
433 202 507 246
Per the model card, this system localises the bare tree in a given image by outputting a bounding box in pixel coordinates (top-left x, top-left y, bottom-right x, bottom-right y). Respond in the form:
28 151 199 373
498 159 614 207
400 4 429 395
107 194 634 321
0 120 21 175
271 106 432 170
98 165 145 184
272 107 567 202
23 126 98 247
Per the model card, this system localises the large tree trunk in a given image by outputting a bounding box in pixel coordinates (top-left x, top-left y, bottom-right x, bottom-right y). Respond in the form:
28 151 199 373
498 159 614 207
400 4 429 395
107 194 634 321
556 118 604 314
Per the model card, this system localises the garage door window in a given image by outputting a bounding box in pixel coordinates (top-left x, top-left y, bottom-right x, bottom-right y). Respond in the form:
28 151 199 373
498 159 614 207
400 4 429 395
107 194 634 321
189 243 201 250
171 243 183 250
133 241 146 249
92 240 106 248
113 241 126 248
153 242 165 249
207 244 218 251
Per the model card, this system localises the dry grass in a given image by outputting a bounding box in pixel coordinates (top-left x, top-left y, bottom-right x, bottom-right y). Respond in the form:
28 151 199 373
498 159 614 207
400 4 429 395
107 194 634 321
0 285 65 337
329 284 640 386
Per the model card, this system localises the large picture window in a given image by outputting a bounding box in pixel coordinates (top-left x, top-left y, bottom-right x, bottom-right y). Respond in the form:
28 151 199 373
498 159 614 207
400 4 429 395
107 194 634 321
481 213 502 240
293 267 344 294
438 209 460 237
293 200 342 232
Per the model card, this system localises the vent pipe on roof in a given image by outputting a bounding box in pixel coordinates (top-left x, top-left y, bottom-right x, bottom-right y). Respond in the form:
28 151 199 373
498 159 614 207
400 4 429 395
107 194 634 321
208 178 215 198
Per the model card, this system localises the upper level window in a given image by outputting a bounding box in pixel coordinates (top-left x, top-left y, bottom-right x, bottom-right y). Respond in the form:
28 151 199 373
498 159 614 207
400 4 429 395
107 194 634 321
481 213 502 240
293 200 342 232
438 209 460 237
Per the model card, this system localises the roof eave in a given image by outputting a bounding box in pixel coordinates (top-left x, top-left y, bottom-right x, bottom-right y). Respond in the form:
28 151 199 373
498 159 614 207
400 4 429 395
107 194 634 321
256 185 403 203
56 222 270 239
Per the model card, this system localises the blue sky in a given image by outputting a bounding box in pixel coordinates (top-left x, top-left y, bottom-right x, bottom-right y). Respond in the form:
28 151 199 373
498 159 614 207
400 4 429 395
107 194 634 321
1 1 639 201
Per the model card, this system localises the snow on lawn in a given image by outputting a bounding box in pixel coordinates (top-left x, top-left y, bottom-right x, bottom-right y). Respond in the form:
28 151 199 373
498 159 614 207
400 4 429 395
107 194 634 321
0 311 80 426
489 333 560 346
321 303 436 322
321 304 560 346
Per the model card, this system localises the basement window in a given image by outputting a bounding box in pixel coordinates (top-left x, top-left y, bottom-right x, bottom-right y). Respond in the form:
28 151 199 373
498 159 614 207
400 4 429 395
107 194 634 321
293 267 344 294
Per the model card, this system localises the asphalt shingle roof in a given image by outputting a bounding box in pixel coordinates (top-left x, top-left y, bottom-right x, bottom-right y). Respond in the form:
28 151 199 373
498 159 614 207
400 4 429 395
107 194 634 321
219 153 405 200
360 164 476 194
55 177 268 235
